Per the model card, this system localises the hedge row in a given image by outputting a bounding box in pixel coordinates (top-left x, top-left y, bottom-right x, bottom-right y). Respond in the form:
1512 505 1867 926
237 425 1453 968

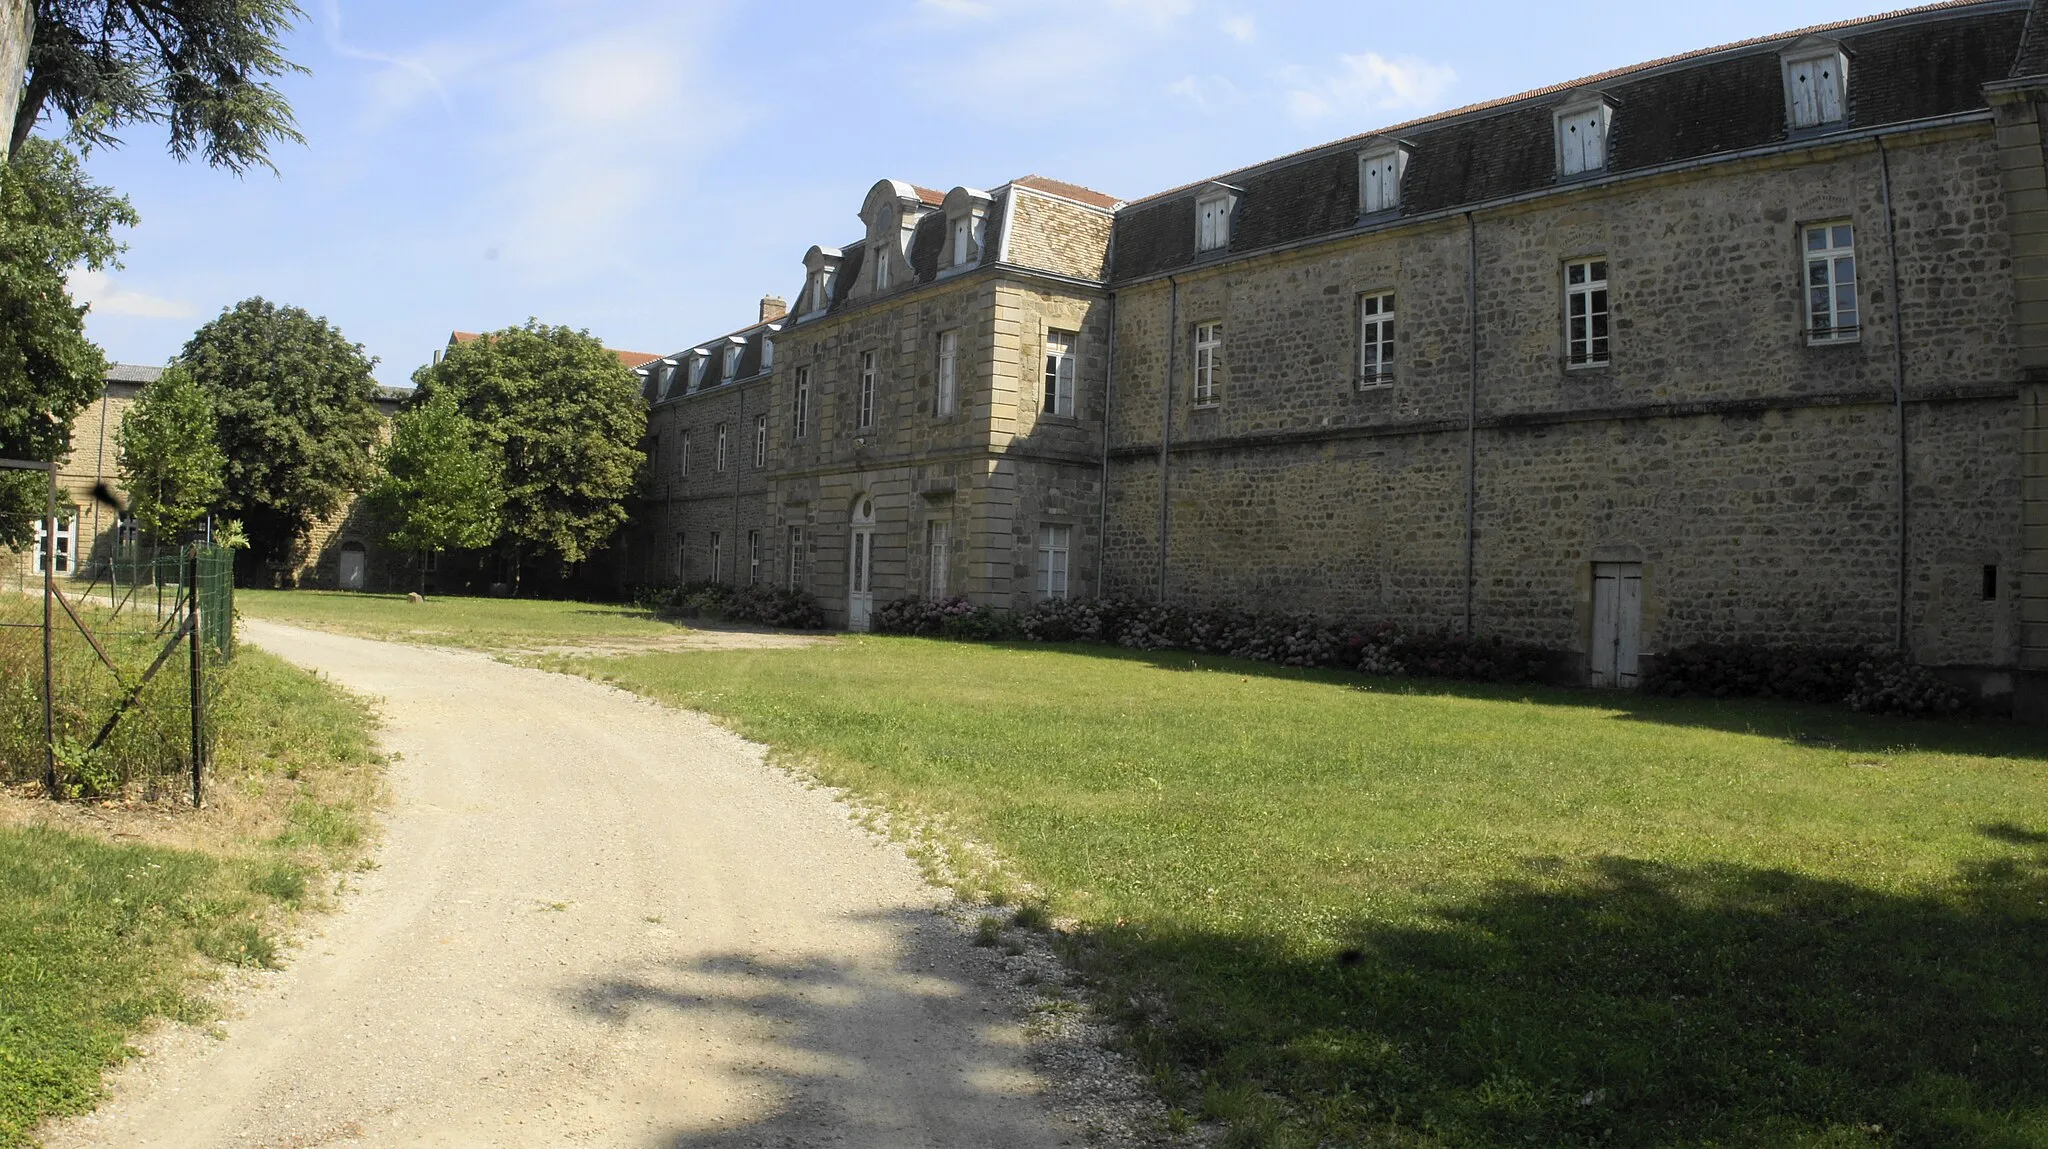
1642 643 1973 717
633 581 827 630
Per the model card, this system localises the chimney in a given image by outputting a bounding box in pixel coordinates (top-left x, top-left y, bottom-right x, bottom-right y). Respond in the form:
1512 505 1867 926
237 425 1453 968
759 294 788 323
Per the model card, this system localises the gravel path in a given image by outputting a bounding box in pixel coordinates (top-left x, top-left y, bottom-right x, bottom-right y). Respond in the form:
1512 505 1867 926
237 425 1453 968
44 619 1076 1148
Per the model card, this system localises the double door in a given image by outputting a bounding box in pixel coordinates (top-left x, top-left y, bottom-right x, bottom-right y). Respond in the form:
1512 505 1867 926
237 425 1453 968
1590 562 1643 688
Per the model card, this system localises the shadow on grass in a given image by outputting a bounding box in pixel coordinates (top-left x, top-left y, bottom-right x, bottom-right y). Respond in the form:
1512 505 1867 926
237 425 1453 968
1061 825 2048 1147
984 640 2048 760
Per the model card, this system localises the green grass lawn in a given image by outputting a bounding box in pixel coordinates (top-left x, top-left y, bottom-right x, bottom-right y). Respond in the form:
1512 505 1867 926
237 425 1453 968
237 589 689 651
574 637 2048 1148
0 644 382 1148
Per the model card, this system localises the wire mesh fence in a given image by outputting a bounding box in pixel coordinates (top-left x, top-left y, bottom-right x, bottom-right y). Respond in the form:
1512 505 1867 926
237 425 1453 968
1 545 235 803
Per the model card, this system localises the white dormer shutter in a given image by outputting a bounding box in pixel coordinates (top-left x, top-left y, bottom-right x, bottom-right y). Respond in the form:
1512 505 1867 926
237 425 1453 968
1360 145 1407 214
1197 196 1230 251
1556 99 1610 177
1783 46 1847 129
953 217 970 266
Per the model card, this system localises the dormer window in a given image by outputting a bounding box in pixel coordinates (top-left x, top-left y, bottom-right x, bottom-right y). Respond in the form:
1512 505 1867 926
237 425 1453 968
722 345 741 380
800 246 843 318
1555 93 1612 178
953 217 971 265
688 353 708 392
1196 184 1238 253
1782 41 1848 130
809 271 831 312
872 242 891 290
940 186 993 274
1359 142 1409 216
761 337 775 369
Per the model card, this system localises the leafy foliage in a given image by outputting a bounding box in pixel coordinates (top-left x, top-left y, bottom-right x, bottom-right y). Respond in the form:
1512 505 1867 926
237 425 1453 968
117 363 221 538
10 0 306 172
876 594 1020 640
410 321 646 566
179 297 383 566
1644 642 1974 717
0 138 132 545
635 581 826 630
370 389 502 557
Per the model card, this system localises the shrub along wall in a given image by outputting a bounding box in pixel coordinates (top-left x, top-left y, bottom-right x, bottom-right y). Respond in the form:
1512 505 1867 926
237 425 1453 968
633 582 827 630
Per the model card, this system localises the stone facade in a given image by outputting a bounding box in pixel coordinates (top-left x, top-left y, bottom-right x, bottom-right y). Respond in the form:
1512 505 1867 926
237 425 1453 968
618 0 2048 703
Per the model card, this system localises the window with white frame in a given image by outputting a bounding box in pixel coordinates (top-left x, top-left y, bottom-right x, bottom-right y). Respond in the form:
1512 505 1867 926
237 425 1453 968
689 356 707 392
420 549 440 573
937 330 959 417
679 430 690 479
953 217 972 267
1043 330 1076 417
1359 145 1407 215
787 526 806 590
34 513 75 575
1036 524 1070 601
716 423 728 471
809 270 832 313
859 350 877 429
1196 191 1233 252
1804 222 1859 343
1555 97 1611 177
1358 291 1396 387
872 243 890 290
1565 259 1610 367
1193 322 1222 406
793 366 811 439
754 414 767 468
748 530 762 584
723 345 741 380
927 520 949 598
710 532 722 581
1783 45 1848 130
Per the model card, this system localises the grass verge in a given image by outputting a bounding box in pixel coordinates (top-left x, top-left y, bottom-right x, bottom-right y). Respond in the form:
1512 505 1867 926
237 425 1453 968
0 643 382 1147
236 589 687 652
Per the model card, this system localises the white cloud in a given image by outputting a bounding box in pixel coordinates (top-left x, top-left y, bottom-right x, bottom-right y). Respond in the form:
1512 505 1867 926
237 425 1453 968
1220 15 1255 43
918 0 995 15
68 271 197 320
1283 52 1458 122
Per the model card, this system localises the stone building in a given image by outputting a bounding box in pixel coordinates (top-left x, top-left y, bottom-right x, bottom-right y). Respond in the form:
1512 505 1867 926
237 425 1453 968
622 0 2048 705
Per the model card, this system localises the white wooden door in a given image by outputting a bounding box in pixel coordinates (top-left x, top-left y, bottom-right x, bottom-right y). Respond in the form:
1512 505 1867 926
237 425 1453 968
1590 561 1643 688
339 544 367 591
847 497 876 632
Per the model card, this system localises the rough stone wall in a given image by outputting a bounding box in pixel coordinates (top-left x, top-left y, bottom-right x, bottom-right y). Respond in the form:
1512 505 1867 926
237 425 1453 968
1106 125 2023 672
640 376 773 585
1002 189 1114 281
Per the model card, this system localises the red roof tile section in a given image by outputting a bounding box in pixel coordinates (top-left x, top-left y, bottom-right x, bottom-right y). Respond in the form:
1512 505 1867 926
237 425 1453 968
1126 0 1998 207
912 185 947 206
1008 175 1123 209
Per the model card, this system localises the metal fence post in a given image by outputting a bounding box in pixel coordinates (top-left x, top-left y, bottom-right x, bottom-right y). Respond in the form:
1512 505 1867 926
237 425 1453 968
42 464 55 798
188 545 204 807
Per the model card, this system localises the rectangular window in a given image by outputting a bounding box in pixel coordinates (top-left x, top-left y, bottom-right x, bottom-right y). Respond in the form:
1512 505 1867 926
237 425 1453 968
1193 322 1222 406
1043 330 1076 416
1556 101 1610 176
715 423 728 471
1360 148 1403 214
723 346 740 379
39 514 77 574
859 351 877 429
115 512 137 549
788 526 806 590
675 532 687 579
679 430 690 479
953 217 971 266
927 520 950 598
793 366 811 439
1197 195 1231 251
937 330 959 417
710 531 722 582
1565 259 1610 367
754 414 767 468
872 244 890 290
1805 222 1859 343
1358 291 1395 388
1984 564 2000 602
419 549 440 573
748 530 761 585
1036 524 1070 601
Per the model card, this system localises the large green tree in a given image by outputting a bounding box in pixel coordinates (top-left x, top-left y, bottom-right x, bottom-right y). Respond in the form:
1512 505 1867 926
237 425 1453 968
180 297 382 571
370 388 503 570
116 361 221 539
8 0 305 171
410 322 645 577
0 137 132 544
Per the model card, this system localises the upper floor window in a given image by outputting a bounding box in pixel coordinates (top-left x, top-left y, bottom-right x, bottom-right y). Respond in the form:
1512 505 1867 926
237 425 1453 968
872 243 891 290
1193 322 1222 406
715 422 728 471
1359 292 1395 388
1555 95 1611 177
1043 330 1076 417
1805 222 1859 344
1196 188 1235 252
859 350 878 429
679 430 691 478
1783 43 1848 130
722 345 741 380
754 414 768 468
688 355 707 392
761 339 774 369
953 217 972 266
1566 258 1610 367
1359 144 1407 215
809 270 833 313
937 330 959 417
793 366 811 439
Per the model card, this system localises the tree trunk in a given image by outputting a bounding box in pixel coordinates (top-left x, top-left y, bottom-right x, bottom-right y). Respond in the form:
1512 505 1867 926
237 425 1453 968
0 0 30 165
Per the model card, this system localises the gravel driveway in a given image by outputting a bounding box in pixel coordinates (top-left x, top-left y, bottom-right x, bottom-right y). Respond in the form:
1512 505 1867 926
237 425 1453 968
44 619 1075 1148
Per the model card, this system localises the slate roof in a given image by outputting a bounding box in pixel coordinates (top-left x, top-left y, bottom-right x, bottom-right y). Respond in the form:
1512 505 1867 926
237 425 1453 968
104 364 164 385
1111 0 2031 283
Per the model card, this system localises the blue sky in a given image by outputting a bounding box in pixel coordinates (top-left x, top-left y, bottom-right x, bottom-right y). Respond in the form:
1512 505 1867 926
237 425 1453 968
65 0 1891 388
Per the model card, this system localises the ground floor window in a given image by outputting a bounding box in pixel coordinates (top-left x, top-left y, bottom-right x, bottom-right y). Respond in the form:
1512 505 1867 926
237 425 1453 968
927 520 949 598
674 532 686 580
1036 524 1070 601
788 526 806 590
747 530 762 584
33 512 75 576
710 532 722 582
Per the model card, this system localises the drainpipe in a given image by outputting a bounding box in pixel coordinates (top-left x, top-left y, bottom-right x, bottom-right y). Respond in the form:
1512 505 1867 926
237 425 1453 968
1100 292 1116 600
1878 138 1909 654
1464 212 1479 639
1159 276 1179 603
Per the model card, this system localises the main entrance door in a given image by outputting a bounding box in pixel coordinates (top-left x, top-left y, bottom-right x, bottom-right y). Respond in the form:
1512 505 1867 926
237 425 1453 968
848 497 875 632
1589 561 1643 687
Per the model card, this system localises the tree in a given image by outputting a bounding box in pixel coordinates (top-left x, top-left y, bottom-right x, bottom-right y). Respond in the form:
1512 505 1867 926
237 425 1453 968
117 362 220 539
9 0 306 172
0 137 133 544
410 322 645 579
370 389 503 577
179 297 382 573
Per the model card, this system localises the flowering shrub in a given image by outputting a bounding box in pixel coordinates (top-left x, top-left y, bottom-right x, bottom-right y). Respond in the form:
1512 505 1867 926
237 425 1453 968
1645 642 1974 717
1844 654 1971 717
634 581 827 629
874 595 1019 640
